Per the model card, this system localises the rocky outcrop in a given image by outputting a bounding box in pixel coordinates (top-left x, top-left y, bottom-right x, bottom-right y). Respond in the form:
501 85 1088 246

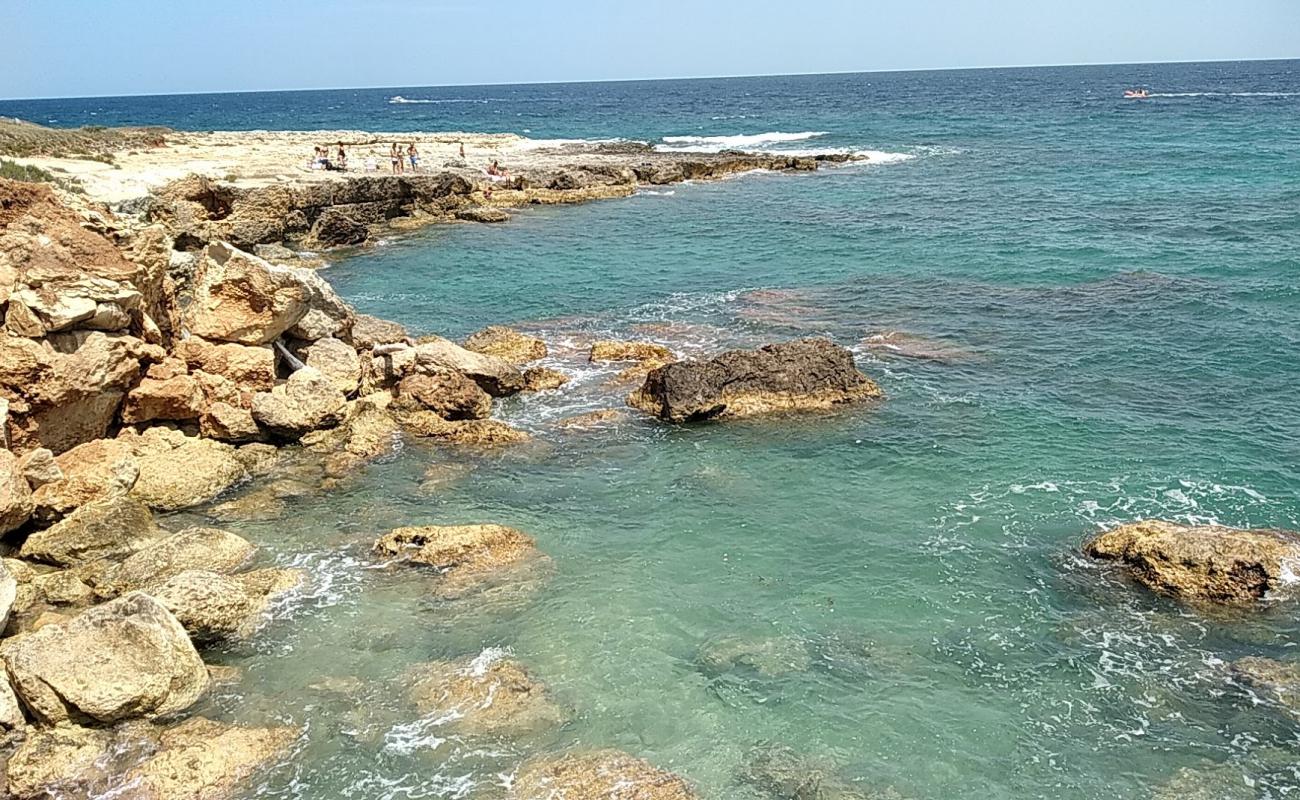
406 652 564 735
174 336 276 392
126 427 248 511
94 526 255 596
125 716 299 800
182 243 311 344
463 326 547 364
19 495 159 566
522 367 569 392
374 523 542 593
251 366 347 440
629 338 883 422
415 336 525 396
510 750 697 800
28 437 140 521
395 371 491 420
455 207 510 223
119 359 205 423
2 592 208 724
150 567 300 643
1083 520 1300 605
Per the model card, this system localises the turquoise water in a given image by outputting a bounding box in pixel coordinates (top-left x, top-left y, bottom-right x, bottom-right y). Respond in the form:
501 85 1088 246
42 62 1300 798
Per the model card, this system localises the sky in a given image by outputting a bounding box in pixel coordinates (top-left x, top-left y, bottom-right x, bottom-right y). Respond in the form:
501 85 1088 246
2 0 1298 99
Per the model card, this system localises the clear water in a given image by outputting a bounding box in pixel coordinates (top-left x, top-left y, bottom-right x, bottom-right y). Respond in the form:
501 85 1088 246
13 62 1300 798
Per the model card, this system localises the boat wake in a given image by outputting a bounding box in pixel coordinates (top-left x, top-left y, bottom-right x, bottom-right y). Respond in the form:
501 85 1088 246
1145 91 1300 98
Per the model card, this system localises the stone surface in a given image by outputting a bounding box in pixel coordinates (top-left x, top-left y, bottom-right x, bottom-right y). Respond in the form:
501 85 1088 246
95 526 256 596
522 367 570 392
375 523 540 593
455 206 510 223
628 338 884 422
175 336 276 392
182 242 310 344
397 412 532 445
290 336 361 395
407 652 564 735
589 340 675 363
128 428 248 511
16 447 62 488
251 367 347 440
150 568 300 643
509 750 697 800
120 372 205 423
350 313 409 350
19 495 159 567
5 724 112 799
3 592 209 724
0 561 16 634
463 326 547 365
1232 656 1300 719
697 635 812 677
740 744 893 800
1083 520 1300 605
29 437 140 522
0 450 34 535
33 570 94 607
395 371 491 420
125 716 299 800
415 336 525 396
200 401 262 442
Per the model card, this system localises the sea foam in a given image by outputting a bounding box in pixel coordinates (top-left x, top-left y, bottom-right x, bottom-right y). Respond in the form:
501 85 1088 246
655 131 829 153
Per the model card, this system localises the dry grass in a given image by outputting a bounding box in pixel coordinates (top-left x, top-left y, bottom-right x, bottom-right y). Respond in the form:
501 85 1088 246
0 116 170 160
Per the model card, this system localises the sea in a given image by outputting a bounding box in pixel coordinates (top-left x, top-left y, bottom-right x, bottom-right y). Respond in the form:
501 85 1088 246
3 60 1300 799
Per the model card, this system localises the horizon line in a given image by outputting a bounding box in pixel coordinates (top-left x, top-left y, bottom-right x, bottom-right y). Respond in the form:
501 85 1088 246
2 55 1296 103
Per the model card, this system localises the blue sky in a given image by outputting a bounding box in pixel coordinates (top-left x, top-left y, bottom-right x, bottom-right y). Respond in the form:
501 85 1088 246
3 0 1298 99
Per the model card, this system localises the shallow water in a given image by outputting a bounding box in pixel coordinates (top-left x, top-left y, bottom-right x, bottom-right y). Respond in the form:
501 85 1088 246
30 61 1300 798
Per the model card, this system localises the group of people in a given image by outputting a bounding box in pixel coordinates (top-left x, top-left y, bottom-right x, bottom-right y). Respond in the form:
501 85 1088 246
388 142 419 173
310 144 347 171
308 141 423 173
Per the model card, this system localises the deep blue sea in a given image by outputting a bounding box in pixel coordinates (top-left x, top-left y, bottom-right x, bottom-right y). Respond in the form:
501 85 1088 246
7 61 1300 799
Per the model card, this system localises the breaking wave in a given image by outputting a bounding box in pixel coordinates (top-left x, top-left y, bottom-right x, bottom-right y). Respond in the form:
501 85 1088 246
655 131 829 153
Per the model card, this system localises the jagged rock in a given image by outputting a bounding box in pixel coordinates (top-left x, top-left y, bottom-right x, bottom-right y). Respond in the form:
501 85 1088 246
522 367 569 392
290 336 360 395
29 437 140 521
303 393 400 477
697 635 812 677
510 750 697 800
120 372 204 423
150 568 300 643
0 669 22 730
16 447 62 488
233 442 281 475
4 724 112 799
174 336 275 392
589 340 674 363
0 450 34 535
455 206 510 223
407 652 564 735
125 716 299 800
350 314 408 349
182 242 310 344
628 338 883 422
3 592 209 724
284 263 355 341
94 526 255 596
127 428 247 511
251 367 347 440
306 206 369 246
463 326 547 364
19 495 159 567
397 411 531 445
415 336 525 396
200 401 262 442
395 371 491 420
1084 520 1300 605
375 524 541 593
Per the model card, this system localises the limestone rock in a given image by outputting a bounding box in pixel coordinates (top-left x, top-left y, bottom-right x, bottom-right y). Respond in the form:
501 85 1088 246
200 402 262 442
510 750 697 800
125 716 298 800
3 592 209 724
150 568 300 643
415 336 524 396
407 653 564 735
5 724 112 799
628 338 883 422
374 524 541 593
455 206 510 223
463 326 547 365
30 437 140 522
284 263 355 342
0 669 22 730
697 635 812 678
0 561 16 633
174 336 276 392
1083 520 1300 605
120 372 205 423
251 367 347 440
0 450 34 535
306 206 369 246
304 393 400 477
19 495 159 567
182 242 310 344
128 428 247 511
589 340 674 363
397 411 531 445
95 526 255 596
32 570 94 607
522 367 570 392
16 447 62 488
1232 656 1300 720
290 336 360 395
350 314 408 349
557 409 625 429
395 371 491 420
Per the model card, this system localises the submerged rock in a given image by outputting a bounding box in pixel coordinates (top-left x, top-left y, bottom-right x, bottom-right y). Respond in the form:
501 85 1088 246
127 716 298 800
464 326 547 365
1231 656 1300 719
3 592 209 724
589 340 674 364
741 744 894 800
509 749 697 800
697 635 812 678
1083 520 1300 605
374 523 542 594
150 567 300 643
406 652 564 735
29 437 140 522
556 409 626 429
397 411 532 445
629 338 883 422
862 331 973 364
522 366 570 392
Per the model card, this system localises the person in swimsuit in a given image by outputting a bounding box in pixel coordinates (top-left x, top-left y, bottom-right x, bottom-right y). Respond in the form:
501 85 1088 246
407 142 419 172
390 143 402 174
459 141 465 159
336 143 347 171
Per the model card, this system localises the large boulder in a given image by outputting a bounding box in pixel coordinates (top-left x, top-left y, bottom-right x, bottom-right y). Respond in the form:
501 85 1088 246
407 652 564 736
251 367 347 440
94 526 255 596
289 337 360 396
522 367 569 392
2 592 209 724
120 362 205 424
125 716 299 800
395 371 491 420
19 495 159 567
463 326 547 365
174 336 276 393
509 750 697 800
0 450 34 535
127 428 248 511
181 243 310 344
1083 520 1300 605
628 338 883 422
29 437 140 521
150 568 300 643
415 336 524 396
284 263 355 342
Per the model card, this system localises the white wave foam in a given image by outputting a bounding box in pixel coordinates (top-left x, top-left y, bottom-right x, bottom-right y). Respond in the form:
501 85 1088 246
463 646 512 678
655 131 828 153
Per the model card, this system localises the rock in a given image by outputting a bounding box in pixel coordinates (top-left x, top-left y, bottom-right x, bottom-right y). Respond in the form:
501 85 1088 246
150 568 300 643
522 367 570 392
128 428 248 511
455 206 510 223
1152 762 1257 800
207 487 288 522
407 652 564 735
374 524 541 593
463 326 547 365
305 393 400 478
16 448 62 488
174 336 276 392
284 263 355 342
415 336 525 396
0 669 22 730
628 338 884 422
125 716 298 800
556 409 625 429
1232 656 1300 719
120 372 205 423
395 371 491 420
19 495 159 567
697 635 812 678
95 526 255 596
251 367 347 440
290 337 361 395
350 314 408 349
29 437 140 522
3 592 208 724
32 570 94 607
182 242 310 344
0 561 16 633
0 450 34 535
5 724 112 799
510 750 697 800
589 340 674 363
306 206 370 246
397 412 532 445
200 401 262 442
1083 520 1300 605
741 744 891 800
862 331 973 363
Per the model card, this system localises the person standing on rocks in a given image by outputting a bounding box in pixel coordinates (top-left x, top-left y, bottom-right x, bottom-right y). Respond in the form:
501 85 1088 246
336 143 347 171
390 143 403 174
407 142 420 173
